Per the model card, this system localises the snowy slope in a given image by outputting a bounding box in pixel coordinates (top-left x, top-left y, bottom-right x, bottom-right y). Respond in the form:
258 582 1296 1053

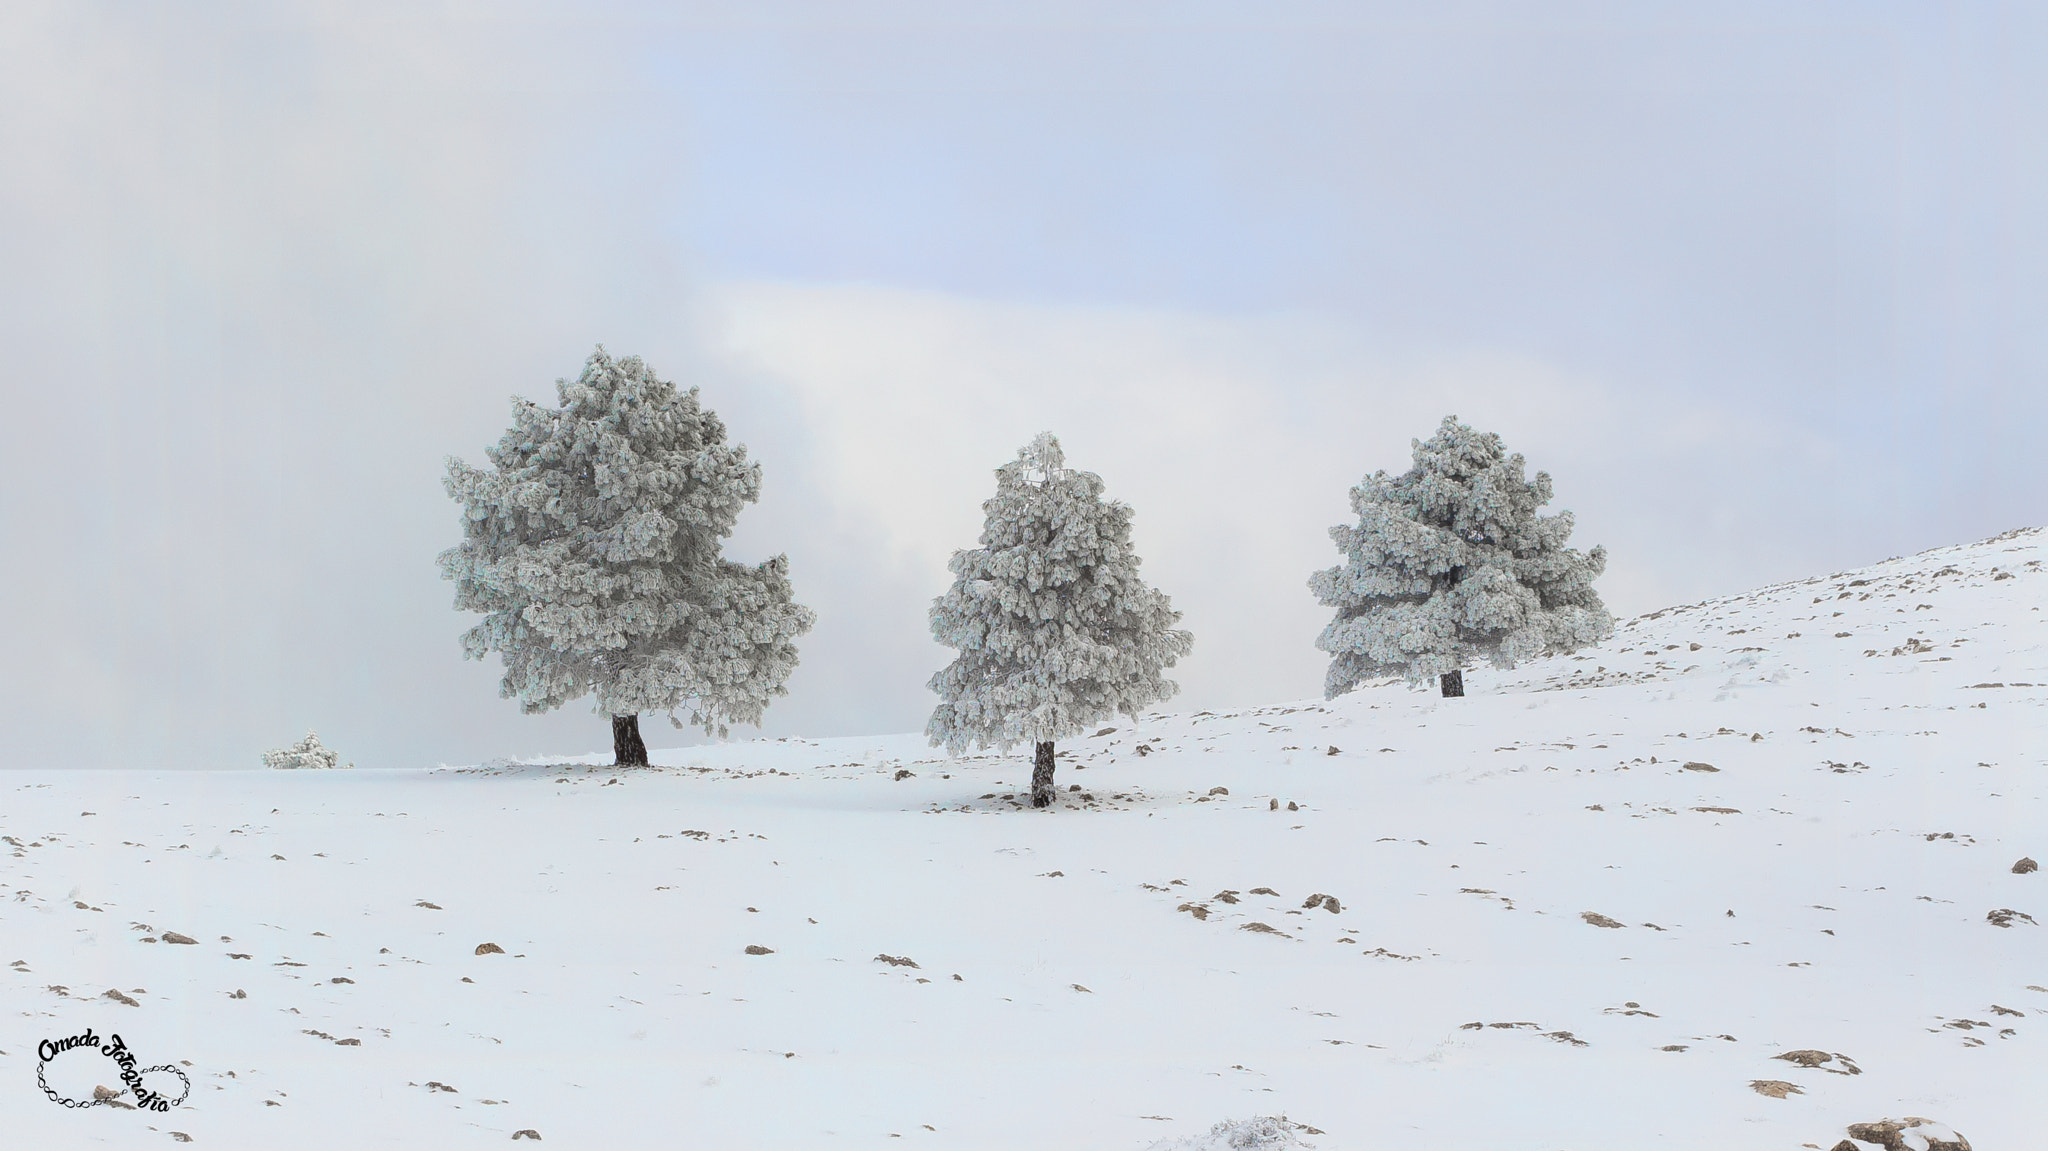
3 529 2042 1149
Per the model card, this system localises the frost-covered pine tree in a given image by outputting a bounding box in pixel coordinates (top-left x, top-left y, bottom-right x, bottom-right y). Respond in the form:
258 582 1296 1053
928 433 1193 808
439 348 815 764
1310 415 1613 699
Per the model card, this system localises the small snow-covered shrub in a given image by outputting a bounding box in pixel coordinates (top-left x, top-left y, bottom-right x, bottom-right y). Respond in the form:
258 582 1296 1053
1146 1115 1319 1150
262 731 349 770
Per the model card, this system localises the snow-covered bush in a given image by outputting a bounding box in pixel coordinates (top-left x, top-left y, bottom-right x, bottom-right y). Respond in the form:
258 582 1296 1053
262 731 349 770
1146 1115 1319 1150
927 432 1193 807
438 348 815 763
1310 415 1613 698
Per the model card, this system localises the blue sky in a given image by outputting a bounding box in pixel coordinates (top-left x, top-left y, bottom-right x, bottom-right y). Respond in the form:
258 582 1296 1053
2 2 2042 769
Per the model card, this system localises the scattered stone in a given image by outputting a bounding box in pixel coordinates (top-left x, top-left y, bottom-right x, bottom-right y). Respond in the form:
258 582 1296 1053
1326 746 1340 756
874 954 919 968
2015 857 2039 874
1286 801 1299 811
1239 922 1285 935
1681 762 1718 772
1775 1050 1834 1068
335 1038 360 1046
170 1132 192 1142
1071 983 1091 993
511 1130 542 1141
1986 908 2038 928
475 942 506 955
330 976 353 984
893 769 913 781
104 988 139 1007
1207 786 1229 796
161 932 197 945
1213 891 1240 904
416 901 443 910
94 1084 123 1101
1177 903 1210 920
1269 798 1279 810
1581 912 1625 929
1844 1117 1971 1151
744 945 774 956
1749 1079 1802 1099
1249 887 1280 897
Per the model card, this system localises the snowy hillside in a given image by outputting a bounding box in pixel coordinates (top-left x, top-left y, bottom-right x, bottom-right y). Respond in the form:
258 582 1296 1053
4 529 2042 1149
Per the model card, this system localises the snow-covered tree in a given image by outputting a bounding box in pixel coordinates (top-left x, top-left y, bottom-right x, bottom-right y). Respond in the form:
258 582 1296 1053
1310 415 1612 699
439 347 815 764
927 433 1193 807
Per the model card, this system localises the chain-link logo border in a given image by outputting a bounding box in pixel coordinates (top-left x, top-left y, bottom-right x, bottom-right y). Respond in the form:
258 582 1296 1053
36 1031 191 1111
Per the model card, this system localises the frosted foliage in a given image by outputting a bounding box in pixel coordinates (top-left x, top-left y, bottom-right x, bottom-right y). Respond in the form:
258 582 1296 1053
1145 1116 1319 1150
927 433 1193 754
263 731 348 770
1310 415 1613 695
438 348 815 735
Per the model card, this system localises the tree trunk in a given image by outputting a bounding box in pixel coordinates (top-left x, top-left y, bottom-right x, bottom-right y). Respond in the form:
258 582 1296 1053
1439 670 1464 698
1030 741 1056 808
612 714 649 766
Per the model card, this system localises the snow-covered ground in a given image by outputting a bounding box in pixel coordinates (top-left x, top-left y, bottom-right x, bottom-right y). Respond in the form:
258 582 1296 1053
5 529 2043 1149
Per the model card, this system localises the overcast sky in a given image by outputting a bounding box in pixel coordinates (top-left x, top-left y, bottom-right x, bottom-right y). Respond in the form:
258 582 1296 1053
3 1 2043 770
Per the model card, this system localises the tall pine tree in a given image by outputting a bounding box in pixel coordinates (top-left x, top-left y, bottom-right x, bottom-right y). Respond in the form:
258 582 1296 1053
440 348 815 763
1311 415 1612 699
928 433 1193 807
